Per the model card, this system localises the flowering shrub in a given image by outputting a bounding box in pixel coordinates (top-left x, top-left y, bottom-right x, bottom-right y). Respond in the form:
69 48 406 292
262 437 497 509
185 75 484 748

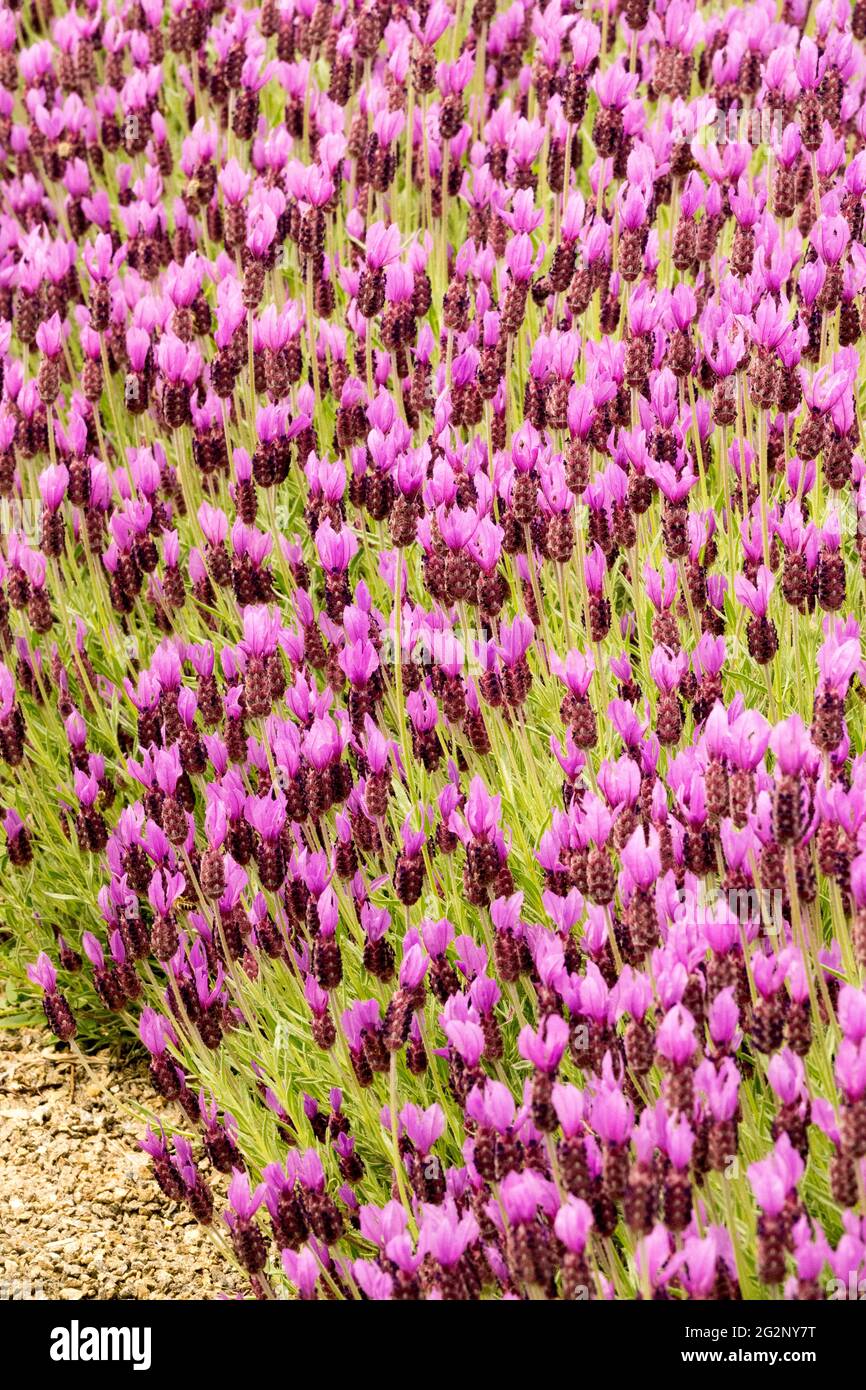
5 0 866 1302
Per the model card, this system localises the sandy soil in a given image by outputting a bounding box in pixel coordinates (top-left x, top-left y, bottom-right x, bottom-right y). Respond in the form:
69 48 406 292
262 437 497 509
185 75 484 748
0 1029 240 1301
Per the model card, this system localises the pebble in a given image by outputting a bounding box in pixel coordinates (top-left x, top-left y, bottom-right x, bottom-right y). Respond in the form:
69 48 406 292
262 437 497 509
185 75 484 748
0 1029 240 1301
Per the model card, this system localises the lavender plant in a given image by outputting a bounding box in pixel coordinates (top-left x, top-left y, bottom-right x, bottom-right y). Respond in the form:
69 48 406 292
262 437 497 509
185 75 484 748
4 0 866 1301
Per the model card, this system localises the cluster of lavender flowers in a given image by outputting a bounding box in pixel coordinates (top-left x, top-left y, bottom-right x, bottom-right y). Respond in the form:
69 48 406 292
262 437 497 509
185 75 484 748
7 0 866 1300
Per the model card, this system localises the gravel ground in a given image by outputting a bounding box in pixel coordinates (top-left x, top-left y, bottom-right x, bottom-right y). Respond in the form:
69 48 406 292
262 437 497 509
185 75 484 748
0 1029 240 1301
